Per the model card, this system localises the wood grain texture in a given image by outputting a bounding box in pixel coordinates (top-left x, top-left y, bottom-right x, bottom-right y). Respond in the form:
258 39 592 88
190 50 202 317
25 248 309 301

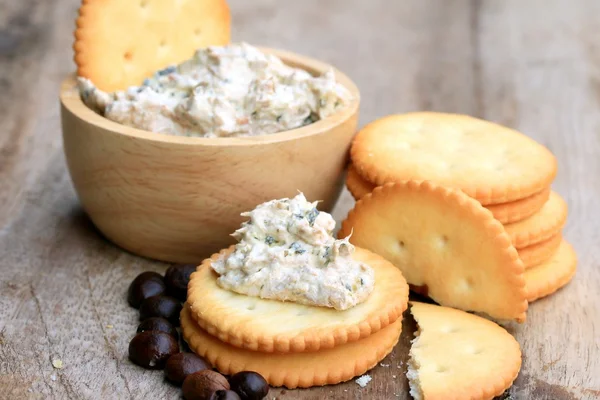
0 0 599 399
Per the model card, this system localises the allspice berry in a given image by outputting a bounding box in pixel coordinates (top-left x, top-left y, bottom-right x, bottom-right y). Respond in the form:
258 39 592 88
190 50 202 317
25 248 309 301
183 370 230 400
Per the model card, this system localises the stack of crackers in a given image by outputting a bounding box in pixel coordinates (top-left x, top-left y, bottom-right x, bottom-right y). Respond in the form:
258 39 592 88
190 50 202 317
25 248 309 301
181 246 411 389
344 112 576 305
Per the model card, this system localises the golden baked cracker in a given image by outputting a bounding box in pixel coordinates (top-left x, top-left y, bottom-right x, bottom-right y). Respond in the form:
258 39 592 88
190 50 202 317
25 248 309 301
347 164 549 225
407 302 521 400
505 191 568 249
518 233 562 269
350 112 557 205
339 181 528 322
74 0 231 91
525 240 577 302
187 246 409 353
181 304 401 389
347 163 377 200
485 187 550 224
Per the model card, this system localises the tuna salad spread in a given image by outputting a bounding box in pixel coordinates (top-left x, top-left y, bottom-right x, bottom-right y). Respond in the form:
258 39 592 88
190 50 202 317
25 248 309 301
78 43 352 138
211 193 374 310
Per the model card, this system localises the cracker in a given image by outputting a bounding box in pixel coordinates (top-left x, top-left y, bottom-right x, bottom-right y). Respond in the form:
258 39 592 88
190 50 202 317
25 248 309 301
74 0 231 91
525 240 577 302
181 304 402 389
346 163 376 200
407 302 521 400
350 112 557 204
504 191 568 248
485 187 550 224
338 181 528 322
518 233 562 269
187 246 409 353
347 163 550 225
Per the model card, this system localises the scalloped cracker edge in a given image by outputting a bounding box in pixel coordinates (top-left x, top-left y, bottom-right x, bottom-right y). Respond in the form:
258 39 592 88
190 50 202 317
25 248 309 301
518 233 562 269
181 304 401 388
505 192 568 248
350 112 557 204
407 302 521 400
347 164 550 224
339 181 528 322
525 240 577 302
74 0 231 91
187 246 409 353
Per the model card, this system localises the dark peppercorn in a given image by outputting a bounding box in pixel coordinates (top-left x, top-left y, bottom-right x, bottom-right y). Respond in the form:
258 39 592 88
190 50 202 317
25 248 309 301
128 331 179 369
164 264 197 301
136 317 178 341
183 370 230 400
139 295 183 326
229 371 269 400
127 271 166 308
165 352 211 385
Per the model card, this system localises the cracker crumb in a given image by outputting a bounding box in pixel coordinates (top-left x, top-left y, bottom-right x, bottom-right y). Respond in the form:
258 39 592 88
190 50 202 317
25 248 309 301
379 363 390 367
51 359 63 369
355 374 372 388
106 324 114 329
392 375 397 378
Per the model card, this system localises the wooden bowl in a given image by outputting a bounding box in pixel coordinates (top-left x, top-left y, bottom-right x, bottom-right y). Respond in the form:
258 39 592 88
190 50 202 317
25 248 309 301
60 48 360 263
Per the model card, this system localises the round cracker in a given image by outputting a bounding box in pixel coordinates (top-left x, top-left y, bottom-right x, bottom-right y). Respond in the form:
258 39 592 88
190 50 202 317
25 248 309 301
525 240 577 302
181 304 401 389
350 112 557 205
347 164 550 225
187 246 409 353
485 187 550 224
518 233 562 269
408 302 521 400
74 0 231 92
505 191 568 248
339 180 528 323
346 163 377 200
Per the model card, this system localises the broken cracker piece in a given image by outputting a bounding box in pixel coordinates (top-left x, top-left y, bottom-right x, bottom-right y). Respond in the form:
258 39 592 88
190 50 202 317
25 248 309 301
407 302 521 400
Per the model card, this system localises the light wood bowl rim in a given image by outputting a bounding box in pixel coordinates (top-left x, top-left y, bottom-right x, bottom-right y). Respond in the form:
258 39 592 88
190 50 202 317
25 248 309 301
60 46 360 146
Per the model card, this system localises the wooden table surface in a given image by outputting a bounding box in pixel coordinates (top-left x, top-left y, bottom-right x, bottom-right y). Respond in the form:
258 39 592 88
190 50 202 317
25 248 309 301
1 0 599 399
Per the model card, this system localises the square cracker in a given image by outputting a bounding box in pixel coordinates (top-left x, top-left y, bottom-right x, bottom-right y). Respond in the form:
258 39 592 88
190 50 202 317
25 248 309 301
74 0 231 91
407 302 521 400
339 180 528 322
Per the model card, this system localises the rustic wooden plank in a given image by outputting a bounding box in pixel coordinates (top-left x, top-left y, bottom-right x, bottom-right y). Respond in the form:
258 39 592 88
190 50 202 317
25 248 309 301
0 0 599 399
474 2 600 399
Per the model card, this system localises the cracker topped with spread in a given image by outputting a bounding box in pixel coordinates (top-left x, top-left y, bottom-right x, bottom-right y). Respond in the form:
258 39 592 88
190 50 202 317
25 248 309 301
212 193 374 311
186 193 409 353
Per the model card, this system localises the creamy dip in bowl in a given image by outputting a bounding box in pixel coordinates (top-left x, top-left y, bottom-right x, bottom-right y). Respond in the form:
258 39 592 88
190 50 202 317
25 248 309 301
60 46 360 263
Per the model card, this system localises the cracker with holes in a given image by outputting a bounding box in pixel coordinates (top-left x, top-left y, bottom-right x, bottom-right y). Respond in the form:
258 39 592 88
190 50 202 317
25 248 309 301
350 112 557 204
187 245 409 352
407 302 522 400
74 0 231 91
181 304 402 388
339 181 528 322
187 193 409 352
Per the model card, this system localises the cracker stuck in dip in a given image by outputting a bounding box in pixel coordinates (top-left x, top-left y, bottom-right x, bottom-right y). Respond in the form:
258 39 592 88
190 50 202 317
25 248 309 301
211 193 374 310
78 43 351 138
